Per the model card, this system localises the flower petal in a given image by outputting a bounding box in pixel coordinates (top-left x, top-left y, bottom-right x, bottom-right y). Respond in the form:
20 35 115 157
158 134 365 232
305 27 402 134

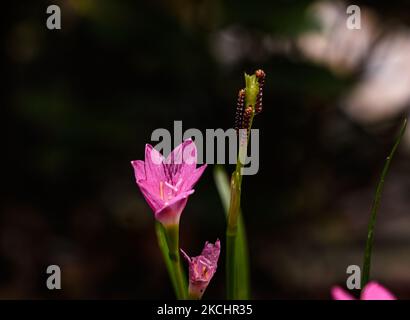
181 164 207 192
144 144 166 184
182 239 221 299
154 190 194 226
137 182 164 213
361 282 396 300
131 160 146 182
166 139 196 164
166 139 198 179
331 286 355 300
180 249 191 263
201 239 220 266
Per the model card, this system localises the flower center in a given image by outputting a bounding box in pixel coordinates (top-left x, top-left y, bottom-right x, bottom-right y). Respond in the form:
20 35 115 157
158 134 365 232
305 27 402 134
193 257 213 281
159 178 182 202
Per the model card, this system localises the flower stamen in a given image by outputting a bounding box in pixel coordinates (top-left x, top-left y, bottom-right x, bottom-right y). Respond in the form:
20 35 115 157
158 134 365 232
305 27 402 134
165 181 178 193
159 181 164 200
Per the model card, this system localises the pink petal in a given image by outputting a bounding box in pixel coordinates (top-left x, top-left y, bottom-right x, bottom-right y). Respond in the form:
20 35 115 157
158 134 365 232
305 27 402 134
154 190 194 226
166 139 197 178
182 239 221 299
331 286 355 300
201 239 220 266
180 249 191 263
181 164 207 192
144 144 166 184
137 183 164 213
361 282 396 300
131 160 146 182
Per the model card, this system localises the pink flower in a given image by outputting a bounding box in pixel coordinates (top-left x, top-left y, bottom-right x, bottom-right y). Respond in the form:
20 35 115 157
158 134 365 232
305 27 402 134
131 139 207 227
181 239 221 299
331 281 396 300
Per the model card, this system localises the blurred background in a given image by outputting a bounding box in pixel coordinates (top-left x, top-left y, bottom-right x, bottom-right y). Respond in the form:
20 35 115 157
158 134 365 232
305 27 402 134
3 0 410 299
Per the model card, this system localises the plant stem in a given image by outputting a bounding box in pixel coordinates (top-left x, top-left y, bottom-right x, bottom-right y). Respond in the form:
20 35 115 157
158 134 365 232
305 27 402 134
214 165 250 299
361 118 407 288
155 222 178 295
226 230 236 298
164 224 187 300
226 73 259 299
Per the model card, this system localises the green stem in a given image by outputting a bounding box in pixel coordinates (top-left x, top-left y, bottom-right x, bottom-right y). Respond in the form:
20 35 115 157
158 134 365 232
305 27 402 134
155 223 177 295
164 224 187 300
188 292 200 300
361 118 407 288
226 228 237 299
226 73 259 299
214 165 250 299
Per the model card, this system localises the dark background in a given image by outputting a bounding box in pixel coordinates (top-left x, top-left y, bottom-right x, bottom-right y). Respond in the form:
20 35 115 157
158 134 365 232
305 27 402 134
3 0 410 299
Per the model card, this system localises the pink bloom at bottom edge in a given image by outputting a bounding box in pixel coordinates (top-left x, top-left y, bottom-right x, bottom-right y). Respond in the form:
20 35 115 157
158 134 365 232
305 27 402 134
331 281 396 300
181 239 221 299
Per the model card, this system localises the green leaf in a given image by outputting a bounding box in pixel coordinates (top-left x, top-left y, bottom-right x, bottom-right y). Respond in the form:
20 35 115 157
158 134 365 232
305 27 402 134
361 118 407 288
214 165 231 212
214 165 250 299
235 214 250 299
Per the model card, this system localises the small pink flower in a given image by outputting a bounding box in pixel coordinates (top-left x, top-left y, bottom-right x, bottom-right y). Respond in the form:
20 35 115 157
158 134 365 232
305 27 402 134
181 239 221 299
131 139 207 227
331 281 396 300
